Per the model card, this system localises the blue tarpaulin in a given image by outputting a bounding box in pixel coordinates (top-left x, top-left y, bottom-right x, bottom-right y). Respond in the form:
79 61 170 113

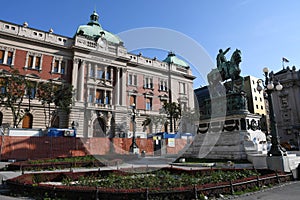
148 132 180 139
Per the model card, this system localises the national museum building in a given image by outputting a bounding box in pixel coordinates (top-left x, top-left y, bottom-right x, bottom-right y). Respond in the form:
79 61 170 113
0 11 195 137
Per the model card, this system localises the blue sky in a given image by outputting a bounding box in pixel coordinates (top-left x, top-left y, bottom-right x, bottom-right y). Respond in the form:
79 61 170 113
1 0 300 88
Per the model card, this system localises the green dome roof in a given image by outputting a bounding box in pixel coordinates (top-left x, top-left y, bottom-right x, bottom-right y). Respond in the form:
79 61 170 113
163 52 189 68
75 11 122 45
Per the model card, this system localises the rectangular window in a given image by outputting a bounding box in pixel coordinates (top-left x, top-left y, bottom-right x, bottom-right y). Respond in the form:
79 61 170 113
27 87 36 99
159 80 167 91
96 90 103 104
89 66 94 77
0 50 4 64
146 98 152 110
144 77 153 89
53 60 59 73
7 51 13 65
0 86 5 94
61 61 66 74
128 74 132 85
27 55 33 68
88 94 93 103
128 74 137 86
106 71 110 80
97 70 104 79
130 95 136 106
35 56 41 69
105 93 110 104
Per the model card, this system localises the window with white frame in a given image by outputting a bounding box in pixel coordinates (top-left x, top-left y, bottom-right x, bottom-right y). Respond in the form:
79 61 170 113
179 82 186 94
7 51 13 65
0 78 6 94
129 95 136 106
145 97 152 110
159 79 168 91
0 50 4 64
105 91 110 104
61 61 66 74
26 81 37 99
52 58 67 74
53 60 59 73
106 67 111 80
89 64 95 78
88 88 94 103
25 52 42 71
97 67 104 79
144 76 153 89
128 73 137 86
0 47 15 66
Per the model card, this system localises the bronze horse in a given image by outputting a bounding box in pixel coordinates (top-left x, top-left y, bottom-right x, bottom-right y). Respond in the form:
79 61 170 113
207 49 244 93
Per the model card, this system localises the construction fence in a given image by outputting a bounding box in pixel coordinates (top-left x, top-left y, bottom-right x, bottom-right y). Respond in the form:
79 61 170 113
0 136 189 161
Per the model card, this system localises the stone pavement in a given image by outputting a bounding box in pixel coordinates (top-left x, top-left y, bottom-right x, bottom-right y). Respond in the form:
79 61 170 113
224 181 300 200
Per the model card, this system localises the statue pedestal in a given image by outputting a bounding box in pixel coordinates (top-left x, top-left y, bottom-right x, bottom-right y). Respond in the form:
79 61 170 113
183 112 267 163
266 156 290 172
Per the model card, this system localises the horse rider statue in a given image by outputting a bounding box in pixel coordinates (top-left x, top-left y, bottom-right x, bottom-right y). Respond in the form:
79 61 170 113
217 47 230 72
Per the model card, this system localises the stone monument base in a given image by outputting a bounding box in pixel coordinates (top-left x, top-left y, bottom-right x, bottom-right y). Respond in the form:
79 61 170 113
183 113 267 163
266 156 290 172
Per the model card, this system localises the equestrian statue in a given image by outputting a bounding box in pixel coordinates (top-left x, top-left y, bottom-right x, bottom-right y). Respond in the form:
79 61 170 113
207 48 244 94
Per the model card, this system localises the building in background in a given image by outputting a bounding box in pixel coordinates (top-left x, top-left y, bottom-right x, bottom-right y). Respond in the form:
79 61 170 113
272 66 300 147
243 76 267 116
195 76 267 118
0 11 195 137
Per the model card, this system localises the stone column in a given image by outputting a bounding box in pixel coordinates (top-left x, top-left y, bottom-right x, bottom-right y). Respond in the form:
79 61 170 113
115 68 120 105
109 91 112 105
121 68 127 106
72 58 79 101
11 49 16 66
32 56 36 69
3 50 8 64
104 66 107 83
58 60 62 74
110 67 114 82
87 87 90 103
94 88 97 103
104 90 107 104
78 60 85 102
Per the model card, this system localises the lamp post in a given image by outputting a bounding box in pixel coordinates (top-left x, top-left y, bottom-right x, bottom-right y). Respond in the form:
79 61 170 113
129 103 139 154
257 67 285 156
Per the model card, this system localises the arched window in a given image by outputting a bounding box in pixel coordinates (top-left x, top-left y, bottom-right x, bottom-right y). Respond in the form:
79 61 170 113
22 113 33 128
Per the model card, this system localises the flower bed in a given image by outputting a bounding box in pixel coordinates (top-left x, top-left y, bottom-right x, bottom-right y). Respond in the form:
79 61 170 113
6 155 123 171
6 167 293 199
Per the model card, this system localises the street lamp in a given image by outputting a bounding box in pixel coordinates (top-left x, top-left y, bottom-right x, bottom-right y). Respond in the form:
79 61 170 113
129 103 139 154
257 67 286 156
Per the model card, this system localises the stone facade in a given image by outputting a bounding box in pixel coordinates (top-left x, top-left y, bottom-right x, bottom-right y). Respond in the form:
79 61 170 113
0 11 195 137
272 67 300 146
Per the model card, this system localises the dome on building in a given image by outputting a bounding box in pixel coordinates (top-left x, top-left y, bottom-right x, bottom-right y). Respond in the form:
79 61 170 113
163 51 189 68
75 11 123 45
